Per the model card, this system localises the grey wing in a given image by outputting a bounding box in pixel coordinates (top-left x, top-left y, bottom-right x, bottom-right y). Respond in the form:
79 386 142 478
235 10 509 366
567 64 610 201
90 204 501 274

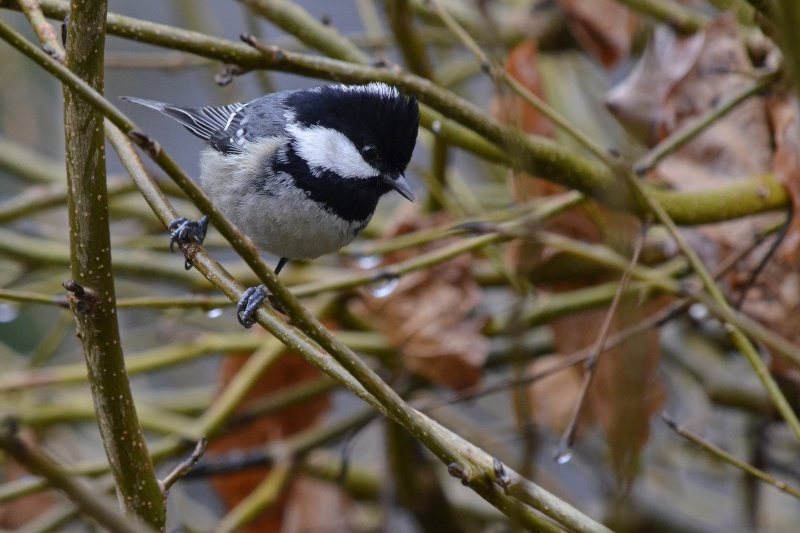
219 93 292 149
198 93 292 155
122 93 290 155
121 96 244 153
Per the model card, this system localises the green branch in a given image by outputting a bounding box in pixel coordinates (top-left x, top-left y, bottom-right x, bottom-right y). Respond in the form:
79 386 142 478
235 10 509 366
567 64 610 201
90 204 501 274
104 90 609 532
59 0 164 527
0 0 790 224
614 0 710 32
0 423 156 533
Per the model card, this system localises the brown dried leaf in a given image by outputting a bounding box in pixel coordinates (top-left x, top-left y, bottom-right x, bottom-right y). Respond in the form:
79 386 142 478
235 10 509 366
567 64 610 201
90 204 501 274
279 477 352 533
767 96 800 261
605 25 705 144
0 431 55 528
497 39 555 139
557 0 637 68
731 247 800 382
497 38 612 277
351 204 489 389
656 16 772 190
610 15 780 262
550 298 666 484
525 354 586 436
209 343 332 533
609 15 773 189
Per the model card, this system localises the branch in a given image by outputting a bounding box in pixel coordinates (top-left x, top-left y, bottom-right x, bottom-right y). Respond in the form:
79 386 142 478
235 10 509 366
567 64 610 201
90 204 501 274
614 0 710 32
0 420 156 533
104 101 610 531
0 0 790 225
59 0 164 526
662 413 800 500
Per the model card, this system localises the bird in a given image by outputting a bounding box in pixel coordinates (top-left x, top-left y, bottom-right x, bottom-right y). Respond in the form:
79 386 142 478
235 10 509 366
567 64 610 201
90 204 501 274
122 82 419 327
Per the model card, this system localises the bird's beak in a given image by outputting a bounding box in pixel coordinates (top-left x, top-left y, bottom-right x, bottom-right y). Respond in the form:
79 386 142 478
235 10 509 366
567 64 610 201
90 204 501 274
385 174 415 202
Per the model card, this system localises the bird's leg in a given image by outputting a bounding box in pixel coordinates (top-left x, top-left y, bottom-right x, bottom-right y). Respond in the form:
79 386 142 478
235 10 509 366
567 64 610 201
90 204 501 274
168 215 209 270
237 257 289 328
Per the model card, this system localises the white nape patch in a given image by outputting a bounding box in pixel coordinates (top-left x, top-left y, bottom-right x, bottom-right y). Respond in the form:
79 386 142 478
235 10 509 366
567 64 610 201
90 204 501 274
287 123 379 180
331 82 399 99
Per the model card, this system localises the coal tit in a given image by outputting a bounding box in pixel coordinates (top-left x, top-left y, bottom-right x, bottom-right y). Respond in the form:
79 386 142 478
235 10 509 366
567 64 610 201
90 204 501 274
123 82 419 327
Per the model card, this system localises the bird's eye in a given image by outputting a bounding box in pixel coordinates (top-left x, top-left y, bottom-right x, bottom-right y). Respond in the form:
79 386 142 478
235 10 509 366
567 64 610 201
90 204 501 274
361 145 378 162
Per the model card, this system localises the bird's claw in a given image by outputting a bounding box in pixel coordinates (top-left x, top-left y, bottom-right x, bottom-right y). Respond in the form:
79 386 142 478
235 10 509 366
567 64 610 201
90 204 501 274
169 216 209 252
237 285 268 328
169 216 208 269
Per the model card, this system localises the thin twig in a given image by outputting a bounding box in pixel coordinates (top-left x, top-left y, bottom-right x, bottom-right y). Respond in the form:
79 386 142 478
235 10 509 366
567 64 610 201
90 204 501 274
159 437 207 493
614 0 709 32
426 0 610 164
734 207 792 309
662 413 800 500
555 219 651 459
15 0 64 62
0 420 156 533
0 1 789 224
635 70 778 174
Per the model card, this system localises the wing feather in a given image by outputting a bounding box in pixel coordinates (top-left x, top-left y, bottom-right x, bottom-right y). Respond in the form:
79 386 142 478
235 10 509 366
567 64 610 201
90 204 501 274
121 96 246 154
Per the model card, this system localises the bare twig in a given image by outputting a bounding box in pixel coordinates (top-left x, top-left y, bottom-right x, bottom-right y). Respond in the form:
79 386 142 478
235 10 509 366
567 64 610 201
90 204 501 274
0 1 789 224
0 420 156 533
15 0 64 62
555 219 651 460
159 437 208 493
662 413 800 500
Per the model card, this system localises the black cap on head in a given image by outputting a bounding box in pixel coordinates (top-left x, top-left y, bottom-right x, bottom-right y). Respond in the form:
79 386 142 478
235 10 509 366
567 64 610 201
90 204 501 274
286 83 419 176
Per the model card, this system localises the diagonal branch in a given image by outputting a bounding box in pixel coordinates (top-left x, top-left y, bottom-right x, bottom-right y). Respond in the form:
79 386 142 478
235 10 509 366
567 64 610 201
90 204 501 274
0 0 790 225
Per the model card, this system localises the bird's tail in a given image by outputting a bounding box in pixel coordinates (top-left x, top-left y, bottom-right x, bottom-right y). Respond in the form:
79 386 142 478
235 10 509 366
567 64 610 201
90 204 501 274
120 96 242 142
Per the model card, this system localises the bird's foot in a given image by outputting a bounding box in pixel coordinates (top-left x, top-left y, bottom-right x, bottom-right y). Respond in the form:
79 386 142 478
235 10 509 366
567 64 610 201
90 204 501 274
238 285 268 328
169 216 209 270
237 285 287 328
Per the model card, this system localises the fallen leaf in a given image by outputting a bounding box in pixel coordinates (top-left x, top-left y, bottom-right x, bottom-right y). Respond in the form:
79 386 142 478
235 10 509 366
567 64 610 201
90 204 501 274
548 297 666 485
279 477 352 533
208 343 332 533
557 0 637 68
605 26 705 144
0 431 55 528
526 354 586 436
767 95 800 261
351 204 490 389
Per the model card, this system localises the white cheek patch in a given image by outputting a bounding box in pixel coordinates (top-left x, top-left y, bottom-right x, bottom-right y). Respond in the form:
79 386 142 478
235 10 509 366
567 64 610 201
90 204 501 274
287 123 379 179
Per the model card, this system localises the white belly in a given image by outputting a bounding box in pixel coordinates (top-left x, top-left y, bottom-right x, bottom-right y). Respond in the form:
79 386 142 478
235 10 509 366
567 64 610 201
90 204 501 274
199 144 368 260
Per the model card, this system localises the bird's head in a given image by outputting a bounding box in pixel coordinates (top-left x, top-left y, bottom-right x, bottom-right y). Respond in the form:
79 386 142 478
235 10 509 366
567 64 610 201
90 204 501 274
285 82 419 202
